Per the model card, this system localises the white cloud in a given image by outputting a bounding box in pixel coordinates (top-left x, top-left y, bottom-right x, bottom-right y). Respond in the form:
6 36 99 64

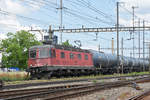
26 0 45 11
0 0 45 15
0 15 21 33
18 25 47 41
0 0 23 32
3 0 27 14
119 18 132 26
119 0 150 26
0 0 45 34
82 45 99 51
0 15 20 26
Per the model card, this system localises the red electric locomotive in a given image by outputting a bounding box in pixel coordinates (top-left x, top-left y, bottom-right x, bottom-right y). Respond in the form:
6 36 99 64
28 44 95 79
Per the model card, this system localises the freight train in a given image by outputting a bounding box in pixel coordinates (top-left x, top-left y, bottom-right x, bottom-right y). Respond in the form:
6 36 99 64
27 44 149 79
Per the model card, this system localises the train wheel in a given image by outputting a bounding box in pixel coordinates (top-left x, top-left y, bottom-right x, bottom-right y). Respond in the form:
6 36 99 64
37 74 42 79
29 71 36 80
48 72 53 79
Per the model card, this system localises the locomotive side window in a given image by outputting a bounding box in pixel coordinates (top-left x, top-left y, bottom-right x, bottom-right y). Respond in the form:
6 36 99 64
70 53 74 59
39 48 49 58
52 49 56 57
29 50 36 58
77 54 81 59
85 54 88 60
61 52 65 58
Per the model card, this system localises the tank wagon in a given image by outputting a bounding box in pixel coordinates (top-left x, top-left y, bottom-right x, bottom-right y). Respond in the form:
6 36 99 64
27 44 149 79
90 50 149 74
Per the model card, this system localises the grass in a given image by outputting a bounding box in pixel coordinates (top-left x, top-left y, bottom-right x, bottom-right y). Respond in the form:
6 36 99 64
92 80 97 84
0 71 29 82
1 71 150 85
69 71 150 79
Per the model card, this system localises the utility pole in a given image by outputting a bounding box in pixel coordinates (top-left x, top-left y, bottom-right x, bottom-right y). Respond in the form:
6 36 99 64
112 38 114 55
132 6 138 58
121 37 124 74
99 34 101 52
98 44 100 52
117 2 120 73
130 52 132 58
138 19 141 58
143 20 145 71
59 0 63 44
149 44 150 73
48 25 54 44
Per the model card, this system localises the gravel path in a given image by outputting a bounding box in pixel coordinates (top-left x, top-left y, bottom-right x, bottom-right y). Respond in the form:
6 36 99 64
69 82 150 100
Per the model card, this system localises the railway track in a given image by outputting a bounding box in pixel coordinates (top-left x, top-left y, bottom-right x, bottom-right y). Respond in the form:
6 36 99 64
3 74 150 90
0 84 85 99
128 89 150 100
2 77 150 100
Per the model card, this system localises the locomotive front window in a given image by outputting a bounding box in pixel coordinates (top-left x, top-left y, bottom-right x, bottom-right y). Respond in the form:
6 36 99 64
39 48 49 58
29 50 36 58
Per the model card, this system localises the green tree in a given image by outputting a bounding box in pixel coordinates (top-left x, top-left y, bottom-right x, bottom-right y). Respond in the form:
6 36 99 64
0 30 41 69
62 40 72 47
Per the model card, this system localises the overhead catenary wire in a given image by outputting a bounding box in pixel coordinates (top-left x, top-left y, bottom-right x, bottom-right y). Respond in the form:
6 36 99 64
22 0 78 27
22 0 117 26
23 0 100 26
0 9 50 25
55 0 113 25
76 0 115 23
16 0 112 41
17 0 101 28
64 3 114 25
64 10 104 25
19 0 58 20
66 1 114 25
120 5 150 58
19 0 86 27
121 6 150 23
0 23 18 29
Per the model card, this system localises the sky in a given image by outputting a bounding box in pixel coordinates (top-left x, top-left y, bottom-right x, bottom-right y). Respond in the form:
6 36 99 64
1 0 150 61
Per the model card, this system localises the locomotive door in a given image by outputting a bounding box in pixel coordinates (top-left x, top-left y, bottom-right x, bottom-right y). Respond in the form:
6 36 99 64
51 48 56 66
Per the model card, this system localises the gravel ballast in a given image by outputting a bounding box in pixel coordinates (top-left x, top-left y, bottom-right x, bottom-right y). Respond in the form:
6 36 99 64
68 82 150 100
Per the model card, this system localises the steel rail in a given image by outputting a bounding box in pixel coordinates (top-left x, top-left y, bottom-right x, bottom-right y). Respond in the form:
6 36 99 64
128 89 150 100
0 84 84 99
3 77 150 100
3 74 150 90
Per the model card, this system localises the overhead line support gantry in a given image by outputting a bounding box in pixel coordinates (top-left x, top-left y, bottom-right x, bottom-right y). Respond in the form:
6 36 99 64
52 26 150 33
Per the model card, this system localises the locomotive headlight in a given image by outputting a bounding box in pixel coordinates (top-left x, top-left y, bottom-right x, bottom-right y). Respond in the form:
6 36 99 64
30 64 32 67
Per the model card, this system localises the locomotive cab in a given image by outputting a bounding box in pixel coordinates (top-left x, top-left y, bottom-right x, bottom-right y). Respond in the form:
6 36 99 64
28 45 54 68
